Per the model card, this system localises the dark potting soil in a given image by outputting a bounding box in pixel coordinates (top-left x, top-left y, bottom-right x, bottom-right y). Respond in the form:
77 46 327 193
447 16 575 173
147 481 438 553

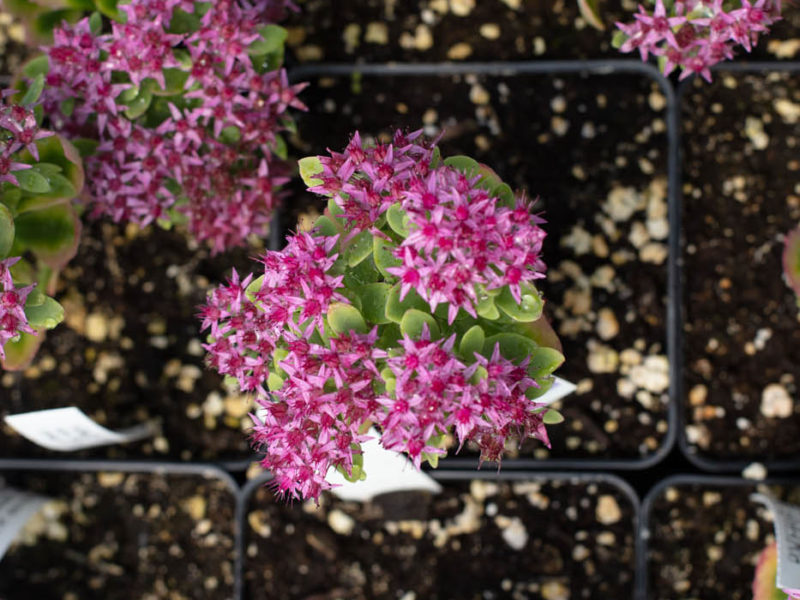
682 72 800 461
281 0 800 65
0 469 237 600
0 220 260 462
646 481 793 600
243 477 636 600
285 70 670 461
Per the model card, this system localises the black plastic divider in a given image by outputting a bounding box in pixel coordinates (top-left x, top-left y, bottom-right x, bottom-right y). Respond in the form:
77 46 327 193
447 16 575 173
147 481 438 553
636 473 800 600
674 62 800 473
0 459 243 599
238 469 641 600
284 59 681 471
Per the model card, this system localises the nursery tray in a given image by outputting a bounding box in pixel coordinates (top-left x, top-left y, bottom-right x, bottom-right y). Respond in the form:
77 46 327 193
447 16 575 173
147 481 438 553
239 470 640 600
283 59 681 470
637 473 800 600
0 460 240 600
676 63 800 472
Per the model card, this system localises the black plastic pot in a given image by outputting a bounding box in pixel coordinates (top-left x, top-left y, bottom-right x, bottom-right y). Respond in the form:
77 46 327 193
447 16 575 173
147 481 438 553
0 460 241 599
239 470 641 600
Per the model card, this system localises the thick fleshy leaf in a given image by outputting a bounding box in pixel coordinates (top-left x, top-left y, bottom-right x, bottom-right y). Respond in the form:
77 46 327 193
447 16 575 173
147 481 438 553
272 347 289 376
0 204 14 258
95 0 123 20
459 324 485 360
476 294 500 320
386 203 409 237
249 24 287 56
327 302 368 335
577 0 605 30
345 230 373 267
313 215 338 238
400 309 440 340
122 82 154 119
526 376 554 399
244 274 265 303
24 286 45 308
496 283 543 322
783 226 800 298
373 236 402 279
24 296 64 329
1 330 43 371
15 168 50 194
527 347 565 379
483 332 539 363
386 283 428 323
153 68 190 96
298 156 324 188
543 409 565 424
357 282 391 325
13 203 80 270
21 73 45 105
21 55 50 80
18 135 84 200
752 544 789 600
522 311 563 353
267 372 285 391
17 172 77 213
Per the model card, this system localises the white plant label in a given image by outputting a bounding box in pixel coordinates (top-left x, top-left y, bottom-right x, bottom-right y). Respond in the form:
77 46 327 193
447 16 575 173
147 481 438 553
0 487 49 559
4 407 157 452
752 493 800 590
536 376 577 406
326 430 442 502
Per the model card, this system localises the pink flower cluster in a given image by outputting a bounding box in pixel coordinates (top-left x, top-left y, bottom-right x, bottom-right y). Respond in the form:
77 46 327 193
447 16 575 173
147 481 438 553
0 258 36 361
201 130 555 501
41 0 305 252
616 0 781 81
313 130 547 323
0 92 51 185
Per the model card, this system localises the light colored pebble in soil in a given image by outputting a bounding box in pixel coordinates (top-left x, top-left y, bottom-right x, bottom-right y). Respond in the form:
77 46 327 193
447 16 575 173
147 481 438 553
499 516 528 550
742 462 767 481
85 313 110 342
328 509 356 535
744 116 769 150
447 42 472 59
365 22 389 44
761 383 793 418
689 384 708 406
596 308 620 340
639 242 668 264
541 581 569 600
775 98 800 123
587 342 619 374
469 83 490 105
449 0 475 15
596 495 622 525
562 225 592 255
604 186 644 222
479 23 501 39
629 355 669 394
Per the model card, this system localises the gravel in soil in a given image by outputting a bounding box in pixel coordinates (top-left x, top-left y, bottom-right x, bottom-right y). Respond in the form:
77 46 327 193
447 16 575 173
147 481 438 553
280 0 800 65
0 470 237 600
285 70 670 461
244 477 636 600
646 481 797 600
682 72 800 461
0 220 261 462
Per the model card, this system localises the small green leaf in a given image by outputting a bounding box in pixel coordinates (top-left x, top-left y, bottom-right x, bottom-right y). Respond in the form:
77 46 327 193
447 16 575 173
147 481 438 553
153 68 190 96
166 7 201 32
386 203 409 237
267 372 285 391
313 215 338 237
476 294 500 320
542 409 565 425
89 10 102 35
443 155 481 177
24 286 45 307
95 0 123 21
343 255 379 288
273 134 288 160
386 283 428 323
399 309 440 340
13 204 77 267
24 296 64 329
527 347 565 379
345 230 373 267
1 330 43 371
327 197 344 219
611 30 628 49
495 283 543 322
298 156 324 188
123 82 154 120
17 173 77 213
373 236 401 279
244 274 265 303
272 347 289 376
73 138 100 158
0 204 14 258
459 325 485 360
429 146 441 169
357 282 391 325
15 168 50 194
249 24 288 56
219 126 241 144
327 302 368 335
483 332 538 363
22 55 49 80
577 0 605 30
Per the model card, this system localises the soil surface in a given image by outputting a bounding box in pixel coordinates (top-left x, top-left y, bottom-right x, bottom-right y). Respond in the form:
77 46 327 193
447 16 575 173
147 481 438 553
646 480 795 600
682 72 800 461
0 469 237 599
0 220 260 463
286 69 671 461
281 0 800 65
244 476 636 599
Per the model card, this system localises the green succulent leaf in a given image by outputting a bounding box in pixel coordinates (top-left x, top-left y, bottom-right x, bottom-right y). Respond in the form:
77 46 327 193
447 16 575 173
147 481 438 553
21 55 50 80
12 203 78 268
24 286 45 307
373 236 401 279
495 283 543 322
476 294 500 320
577 0 605 30
24 296 64 330
386 203 410 237
298 156 324 188
327 302 368 336
345 230 373 267
15 168 50 194
21 73 45 106
1 330 43 371
386 283 429 323
88 10 102 35
122 82 154 119
0 204 14 258
483 332 538 363
399 309 440 340
459 325 485 361
267 372 285 391
542 409 565 425
154 68 190 96
249 24 287 56
527 347 565 379
357 282 391 325
313 215 339 237
611 29 628 49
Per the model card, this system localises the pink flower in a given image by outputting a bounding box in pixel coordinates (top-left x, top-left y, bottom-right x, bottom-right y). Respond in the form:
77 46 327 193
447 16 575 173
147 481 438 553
0 258 36 361
615 0 782 80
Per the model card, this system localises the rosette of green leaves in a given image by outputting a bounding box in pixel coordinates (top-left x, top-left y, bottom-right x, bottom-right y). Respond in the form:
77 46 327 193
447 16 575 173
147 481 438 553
296 152 566 430
0 81 82 369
